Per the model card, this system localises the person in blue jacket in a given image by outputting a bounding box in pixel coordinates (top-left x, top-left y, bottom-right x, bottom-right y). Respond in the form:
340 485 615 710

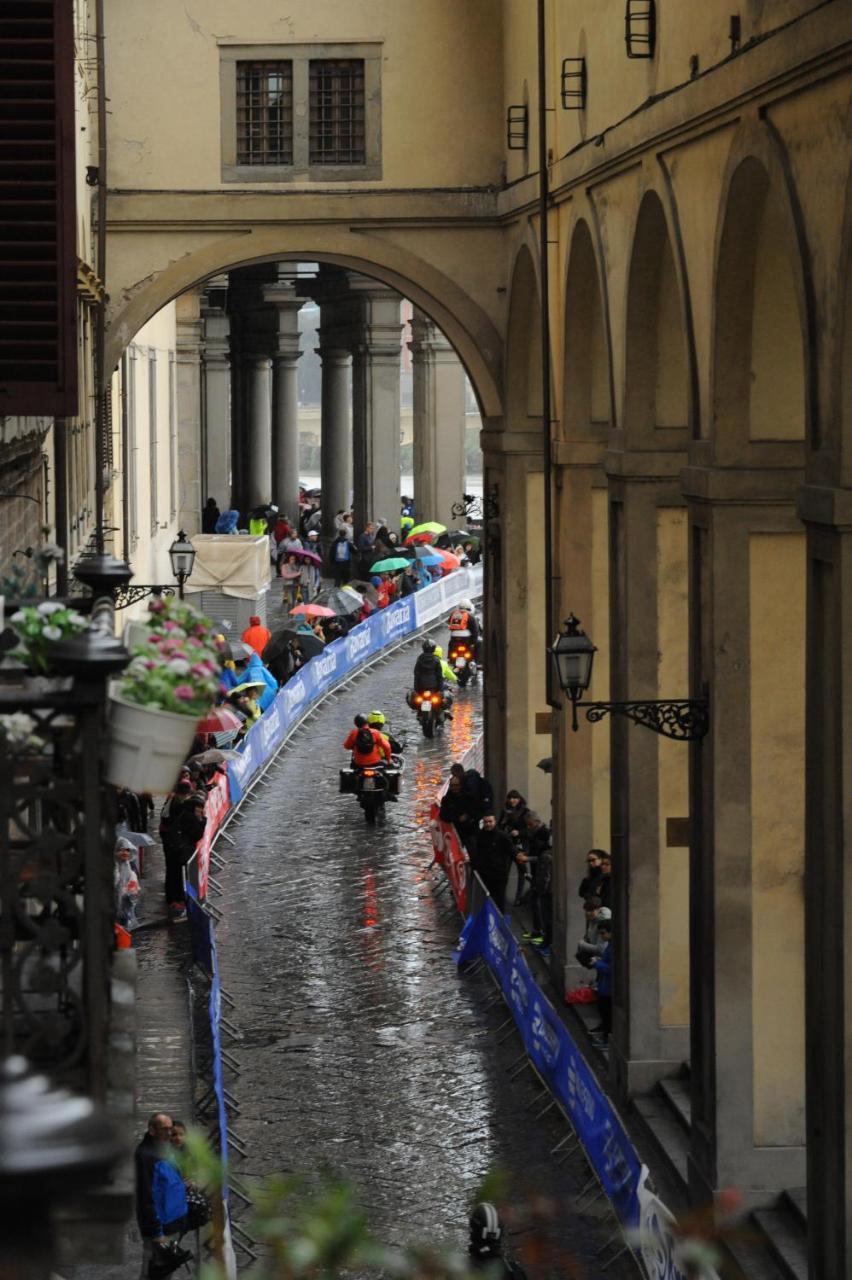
152 1146 189 1238
243 650 277 712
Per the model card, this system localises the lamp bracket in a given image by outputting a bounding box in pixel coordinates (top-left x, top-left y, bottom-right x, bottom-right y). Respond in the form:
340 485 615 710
113 583 175 610
574 697 709 741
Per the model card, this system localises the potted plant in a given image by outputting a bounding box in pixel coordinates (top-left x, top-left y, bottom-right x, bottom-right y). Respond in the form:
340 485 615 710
106 597 223 794
7 601 89 684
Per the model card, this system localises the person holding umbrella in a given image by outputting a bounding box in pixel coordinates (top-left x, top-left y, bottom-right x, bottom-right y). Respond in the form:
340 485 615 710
241 615 271 657
328 528 353 586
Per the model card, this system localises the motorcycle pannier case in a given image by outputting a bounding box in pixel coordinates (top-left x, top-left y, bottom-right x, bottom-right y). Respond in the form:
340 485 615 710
386 768 401 796
339 768 357 794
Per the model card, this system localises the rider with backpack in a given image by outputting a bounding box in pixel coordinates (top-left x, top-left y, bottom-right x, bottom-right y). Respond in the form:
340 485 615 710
343 714 392 768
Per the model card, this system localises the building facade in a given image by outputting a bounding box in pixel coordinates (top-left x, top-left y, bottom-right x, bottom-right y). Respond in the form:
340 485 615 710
2 1 848 1274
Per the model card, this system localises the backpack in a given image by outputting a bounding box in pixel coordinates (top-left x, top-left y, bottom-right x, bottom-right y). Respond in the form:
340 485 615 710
355 726 375 755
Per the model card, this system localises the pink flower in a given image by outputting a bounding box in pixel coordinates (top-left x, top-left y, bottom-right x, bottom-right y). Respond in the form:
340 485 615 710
144 660 157 670
174 684 194 701
149 599 166 614
163 620 178 631
191 663 210 678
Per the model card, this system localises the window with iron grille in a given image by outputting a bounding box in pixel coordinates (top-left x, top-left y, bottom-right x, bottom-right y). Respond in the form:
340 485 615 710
309 60 365 165
221 44 381 181
127 348 138 550
168 351 177 519
236 60 293 165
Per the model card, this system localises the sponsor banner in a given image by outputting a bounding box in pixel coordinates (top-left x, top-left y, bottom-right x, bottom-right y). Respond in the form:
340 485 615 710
636 1168 721 1280
429 801 468 913
185 883 214 975
456 898 642 1230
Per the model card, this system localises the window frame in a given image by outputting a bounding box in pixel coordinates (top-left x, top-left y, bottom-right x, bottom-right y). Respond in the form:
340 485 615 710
219 41 382 183
148 347 158 535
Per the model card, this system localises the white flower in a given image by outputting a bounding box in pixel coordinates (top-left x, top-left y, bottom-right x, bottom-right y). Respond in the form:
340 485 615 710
68 613 88 628
37 601 64 616
42 625 63 641
168 658 191 675
10 611 25 624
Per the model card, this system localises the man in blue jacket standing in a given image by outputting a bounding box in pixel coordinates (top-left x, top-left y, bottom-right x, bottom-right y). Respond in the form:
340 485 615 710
135 1112 189 1276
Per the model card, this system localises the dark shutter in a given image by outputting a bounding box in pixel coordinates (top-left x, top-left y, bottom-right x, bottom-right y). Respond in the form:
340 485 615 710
0 0 77 416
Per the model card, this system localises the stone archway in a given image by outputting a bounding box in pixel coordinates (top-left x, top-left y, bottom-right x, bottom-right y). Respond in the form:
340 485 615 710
105 228 504 421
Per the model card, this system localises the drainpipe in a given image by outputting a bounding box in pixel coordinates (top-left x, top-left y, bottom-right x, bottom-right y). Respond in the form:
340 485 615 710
93 0 108 554
537 0 558 706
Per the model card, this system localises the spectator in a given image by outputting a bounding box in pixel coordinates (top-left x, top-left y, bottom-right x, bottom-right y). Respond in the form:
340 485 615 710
471 814 517 913
597 852 613 910
241 615 271 657
214 509 240 534
497 789 529 849
590 920 613 1044
575 897 611 968
579 848 606 900
518 812 553 953
135 1112 189 1275
450 762 494 816
114 840 141 929
279 553 302 608
439 773 482 854
329 529 354 586
399 564 418 596
357 522 377 574
201 497 220 533
462 539 481 566
164 794 207 920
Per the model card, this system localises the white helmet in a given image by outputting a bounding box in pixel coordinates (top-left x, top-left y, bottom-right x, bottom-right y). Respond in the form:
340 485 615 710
457 600 473 612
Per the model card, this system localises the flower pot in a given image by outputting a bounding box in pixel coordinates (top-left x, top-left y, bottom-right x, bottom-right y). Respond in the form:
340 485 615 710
106 692 200 794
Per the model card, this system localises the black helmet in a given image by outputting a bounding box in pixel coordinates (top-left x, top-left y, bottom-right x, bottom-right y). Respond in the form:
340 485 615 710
469 1202 503 1256
354 714 368 728
422 640 436 654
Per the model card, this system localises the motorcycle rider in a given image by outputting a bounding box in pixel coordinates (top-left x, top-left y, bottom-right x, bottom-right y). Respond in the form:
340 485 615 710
468 1203 527 1278
433 645 459 689
413 639 443 693
343 714 391 768
367 710 403 755
448 598 481 664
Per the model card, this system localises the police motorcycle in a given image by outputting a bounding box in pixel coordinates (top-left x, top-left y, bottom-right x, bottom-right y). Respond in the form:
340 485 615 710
408 640 453 738
447 602 479 688
339 715 402 824
408 686 447 738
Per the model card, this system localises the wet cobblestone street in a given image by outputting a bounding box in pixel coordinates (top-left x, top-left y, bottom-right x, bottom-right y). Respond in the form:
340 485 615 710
216 634 637 1278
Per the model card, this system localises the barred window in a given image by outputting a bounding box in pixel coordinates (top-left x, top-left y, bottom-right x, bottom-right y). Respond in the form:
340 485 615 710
309 60 365 165
236 61 293 165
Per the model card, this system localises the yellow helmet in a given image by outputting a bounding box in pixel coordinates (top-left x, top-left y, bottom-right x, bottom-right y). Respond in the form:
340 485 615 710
434 645 443 658
367 710 385 726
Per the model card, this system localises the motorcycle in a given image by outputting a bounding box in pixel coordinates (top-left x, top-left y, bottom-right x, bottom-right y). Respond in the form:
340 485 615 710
339 762 401 824
447 636 478 688
408 689 446 738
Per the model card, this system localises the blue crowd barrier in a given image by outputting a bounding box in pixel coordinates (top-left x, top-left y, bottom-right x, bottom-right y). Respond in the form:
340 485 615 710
225 567 481 804
456 899 643 1230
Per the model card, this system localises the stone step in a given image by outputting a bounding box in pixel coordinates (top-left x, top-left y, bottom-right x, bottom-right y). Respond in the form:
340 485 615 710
751 1205 809 1280
632 1092 689 1192
658 1076 691 1134
781 1186 807 1231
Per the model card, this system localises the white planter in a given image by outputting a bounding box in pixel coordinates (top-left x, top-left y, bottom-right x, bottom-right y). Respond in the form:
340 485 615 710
106 693 200 794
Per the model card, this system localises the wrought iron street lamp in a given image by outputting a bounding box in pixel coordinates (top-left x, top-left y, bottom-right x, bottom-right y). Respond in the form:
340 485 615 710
168 530 196 600
551 614 709 741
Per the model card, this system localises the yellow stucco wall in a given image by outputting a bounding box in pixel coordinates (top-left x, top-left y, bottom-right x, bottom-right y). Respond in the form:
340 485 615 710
750 532 806 1147
657 509 689 1027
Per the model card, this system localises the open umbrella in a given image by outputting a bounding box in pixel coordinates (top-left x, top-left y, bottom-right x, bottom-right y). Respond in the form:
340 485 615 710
197 707 243 735
448 529 480 549
432 548 462 572
314 588 364 616
371 555 410 572
290 603 335 618
346 580 379 605
231 679 267 694
408 521 447 539
188 748 241 765
537 757 553 774
289 548 322 567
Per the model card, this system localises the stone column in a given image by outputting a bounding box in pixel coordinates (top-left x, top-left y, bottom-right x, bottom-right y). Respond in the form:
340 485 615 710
607 456 689 1098
348 278 402 532
175 290 203 534
409 308 467 527
201 278 231 510
264 280 303 521
318 341 352 538
245 354 272 511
